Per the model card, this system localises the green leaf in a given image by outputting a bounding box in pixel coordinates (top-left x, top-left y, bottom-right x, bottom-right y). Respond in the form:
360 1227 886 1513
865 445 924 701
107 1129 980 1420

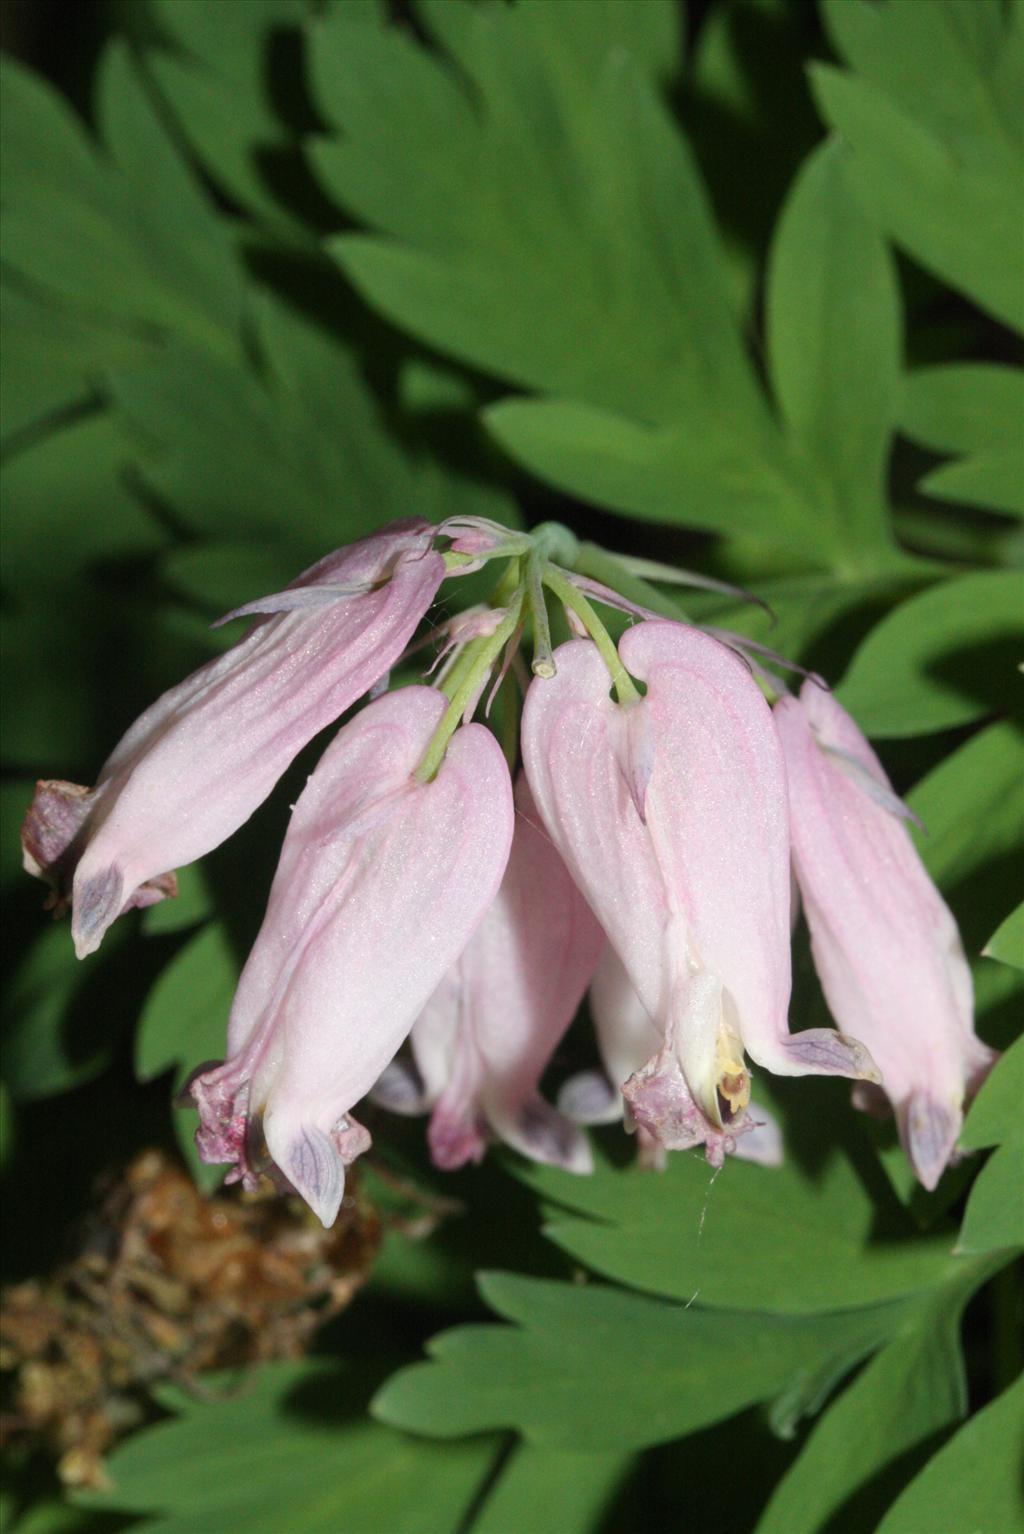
875 1374 1024 1534
766 137 900 557
962 1038 1024 1153
755 1257 999 1534
3 410 167 586
0 1079 13 1171
821 0 1021 163
482 396 821 554
310 3 831 553
160 544 306 617
513 1140 957 1315
920 447 1024 519
0 279 150 447
810 53 1024 333
145 0 315 232
470 1445 634 1534
78 1359 498 1534
106 290 514 547
688 0 824 319
3 923 126 1100
0 778 36 891
908 722 1024 910
957 1142 1024 1255
836 570 1024 736
984 905 1024 972
900 364 1024 456
1 50 243 358
96 39 244 347
326 43 757 423
374 1272 912 1451
136 922 238 1089
136 921 238 1187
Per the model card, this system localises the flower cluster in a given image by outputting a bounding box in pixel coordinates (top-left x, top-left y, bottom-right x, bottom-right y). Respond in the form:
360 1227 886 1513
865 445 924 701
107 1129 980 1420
23 518 994 1223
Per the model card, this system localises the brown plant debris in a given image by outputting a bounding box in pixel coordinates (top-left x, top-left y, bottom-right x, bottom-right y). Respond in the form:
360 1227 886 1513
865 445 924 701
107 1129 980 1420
0 1150 380 1488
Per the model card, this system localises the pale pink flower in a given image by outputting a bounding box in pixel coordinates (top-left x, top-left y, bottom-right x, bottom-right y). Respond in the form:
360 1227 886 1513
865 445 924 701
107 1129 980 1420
775 680 994 1189
523 621 877 1166
376 774 603 1173
189 685 514 1226
22 521 444 957
559 946 783 1168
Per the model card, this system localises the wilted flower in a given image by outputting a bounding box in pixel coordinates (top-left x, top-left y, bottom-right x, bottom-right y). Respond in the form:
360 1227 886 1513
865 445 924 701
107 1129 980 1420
775 680 994 1189
523 621 878 1166
189 686 514 1227
374 773 604 1173
21 521 444 957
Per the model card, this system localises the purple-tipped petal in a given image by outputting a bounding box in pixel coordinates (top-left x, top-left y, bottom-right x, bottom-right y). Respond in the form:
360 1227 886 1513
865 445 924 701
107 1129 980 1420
524 622 860 1161
900 1093 961 1193
393 772 603 1173
557 1069 623 1127
27 522 445 956
189 685 514 1221
265 1120 348 1229
776 680 992 1188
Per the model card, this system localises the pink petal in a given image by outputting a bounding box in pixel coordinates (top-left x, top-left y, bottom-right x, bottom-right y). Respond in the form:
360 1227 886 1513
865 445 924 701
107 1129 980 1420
523 623 874 1163
582 946 783 1166
191 685 513 1225
776 680 991 1188
31 522 444 957
409 772 603 1173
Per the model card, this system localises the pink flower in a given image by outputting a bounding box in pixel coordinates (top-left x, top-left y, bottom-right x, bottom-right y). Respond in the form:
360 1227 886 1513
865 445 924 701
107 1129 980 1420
375 773 603 1173
523 621 877 1166
22 521 444 957
774 680 994 1189
189 685 514 1226
560 947 784 1168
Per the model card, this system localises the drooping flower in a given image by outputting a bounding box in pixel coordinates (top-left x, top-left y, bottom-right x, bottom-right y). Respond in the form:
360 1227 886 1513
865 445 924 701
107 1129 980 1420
774 679 994 1189
22 521 445 958
189 685 514 1226
523 621 877 1165
374 773 604 1173
559 946 784 1168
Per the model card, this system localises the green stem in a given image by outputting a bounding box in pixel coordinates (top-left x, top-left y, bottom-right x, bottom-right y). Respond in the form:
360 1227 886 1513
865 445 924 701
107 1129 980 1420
526 551 555 678
416 589 525 783
541 563 640 704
